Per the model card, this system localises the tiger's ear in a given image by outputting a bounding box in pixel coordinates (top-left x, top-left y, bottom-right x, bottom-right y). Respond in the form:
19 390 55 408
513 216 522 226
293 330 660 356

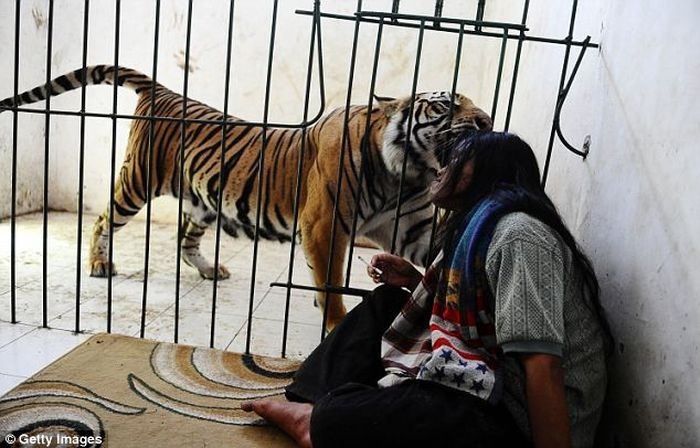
373 94 401 117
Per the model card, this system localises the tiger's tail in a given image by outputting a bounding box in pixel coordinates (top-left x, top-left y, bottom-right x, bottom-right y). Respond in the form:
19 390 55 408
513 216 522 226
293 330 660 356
0 65 157 111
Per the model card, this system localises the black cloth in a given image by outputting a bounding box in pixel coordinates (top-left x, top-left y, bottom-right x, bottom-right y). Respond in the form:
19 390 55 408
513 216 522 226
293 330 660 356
286 285 531 448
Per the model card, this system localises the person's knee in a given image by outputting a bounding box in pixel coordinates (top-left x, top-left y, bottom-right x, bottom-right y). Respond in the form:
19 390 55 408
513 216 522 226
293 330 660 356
370 284 410 302
366 284 410 323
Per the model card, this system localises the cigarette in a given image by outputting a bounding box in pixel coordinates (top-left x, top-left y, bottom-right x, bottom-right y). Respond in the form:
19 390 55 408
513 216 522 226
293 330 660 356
357 255 384 275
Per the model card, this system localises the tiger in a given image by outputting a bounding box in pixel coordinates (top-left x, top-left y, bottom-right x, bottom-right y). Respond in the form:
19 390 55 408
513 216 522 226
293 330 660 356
0 64 492 330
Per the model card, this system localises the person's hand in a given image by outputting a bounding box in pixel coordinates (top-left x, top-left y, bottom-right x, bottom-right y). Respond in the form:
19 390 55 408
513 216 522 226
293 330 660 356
367 253 423 291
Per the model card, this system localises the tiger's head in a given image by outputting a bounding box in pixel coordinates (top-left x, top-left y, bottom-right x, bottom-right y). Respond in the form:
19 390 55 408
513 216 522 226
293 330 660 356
376 91 492 184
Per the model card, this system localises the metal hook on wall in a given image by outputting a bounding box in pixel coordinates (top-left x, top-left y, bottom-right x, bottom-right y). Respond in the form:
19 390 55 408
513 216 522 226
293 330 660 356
553 35 592 159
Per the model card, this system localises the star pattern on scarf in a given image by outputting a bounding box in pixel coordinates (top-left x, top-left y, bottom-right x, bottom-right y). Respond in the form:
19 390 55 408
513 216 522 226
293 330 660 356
475 363 489 374
439 348 453 363
470 379 485 393
452 372 466 387
434 366 446 380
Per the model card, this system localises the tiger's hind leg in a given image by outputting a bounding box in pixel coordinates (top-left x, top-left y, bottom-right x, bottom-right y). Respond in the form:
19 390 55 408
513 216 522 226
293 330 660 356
89 194 145 277
179 209 231 280
89 163 156 276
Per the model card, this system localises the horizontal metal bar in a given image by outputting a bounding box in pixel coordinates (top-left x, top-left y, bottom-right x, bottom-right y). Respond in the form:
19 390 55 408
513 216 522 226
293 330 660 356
296 9 598 49
269 282 371 298
524 34 598 48
356 10 527 31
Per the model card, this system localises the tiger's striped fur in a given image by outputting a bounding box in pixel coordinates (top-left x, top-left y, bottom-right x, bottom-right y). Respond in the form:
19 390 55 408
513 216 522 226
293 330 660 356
0 65 492 329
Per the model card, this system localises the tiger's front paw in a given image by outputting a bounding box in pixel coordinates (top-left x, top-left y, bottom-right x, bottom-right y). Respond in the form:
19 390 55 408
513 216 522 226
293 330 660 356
199 264 231 280
90 260 117 277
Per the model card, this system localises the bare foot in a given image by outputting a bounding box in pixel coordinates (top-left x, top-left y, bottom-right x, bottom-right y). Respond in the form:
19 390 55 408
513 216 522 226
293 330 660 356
242 398 313 448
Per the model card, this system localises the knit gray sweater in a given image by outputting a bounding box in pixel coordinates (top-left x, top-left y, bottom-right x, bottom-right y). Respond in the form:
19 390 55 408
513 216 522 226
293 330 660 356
486 212 608 448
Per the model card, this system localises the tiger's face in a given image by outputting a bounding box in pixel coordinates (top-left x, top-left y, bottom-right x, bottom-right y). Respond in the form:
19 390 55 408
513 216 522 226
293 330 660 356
376 91 492 184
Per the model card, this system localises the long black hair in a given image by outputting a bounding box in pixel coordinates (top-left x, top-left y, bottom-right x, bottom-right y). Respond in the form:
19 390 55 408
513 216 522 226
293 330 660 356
437 131 614 353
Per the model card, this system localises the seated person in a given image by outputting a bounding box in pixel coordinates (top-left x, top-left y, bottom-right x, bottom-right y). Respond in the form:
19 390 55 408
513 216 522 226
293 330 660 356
243 131 613 448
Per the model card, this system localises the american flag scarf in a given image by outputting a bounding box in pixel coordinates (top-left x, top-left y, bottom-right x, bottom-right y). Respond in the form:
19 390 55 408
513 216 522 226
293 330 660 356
380 193 520 404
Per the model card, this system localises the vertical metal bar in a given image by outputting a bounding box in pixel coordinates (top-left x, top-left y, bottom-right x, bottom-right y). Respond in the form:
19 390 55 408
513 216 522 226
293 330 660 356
280 0 324 356
552 37 591 158
391 0 400 20
74 0 91 334
433 0 443 27
107 0 122 333
504 0 529 131
211 0 237 348
324 4 384 339
475 0 485 31
176 0 194 344
339 0 363 288
489 30 508 125
9 0 21 324
542 0 578 188
428 22 466 259
448 26 464 147
347 19 384 249
41 0 55 329
389 20 425 254
141 0 162 338
245 0 280 353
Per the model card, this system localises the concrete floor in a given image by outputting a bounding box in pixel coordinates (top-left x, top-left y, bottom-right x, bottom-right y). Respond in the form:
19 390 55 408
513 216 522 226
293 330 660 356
0 211 376 394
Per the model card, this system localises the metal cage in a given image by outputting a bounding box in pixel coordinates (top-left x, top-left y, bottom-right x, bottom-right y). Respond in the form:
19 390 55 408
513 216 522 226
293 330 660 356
0 0 596 358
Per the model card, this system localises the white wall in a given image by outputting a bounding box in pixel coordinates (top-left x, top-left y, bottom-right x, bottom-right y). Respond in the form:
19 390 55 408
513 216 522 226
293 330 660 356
580 2 700 446
0 0 498 222
0 0 49 218
1 0 698 446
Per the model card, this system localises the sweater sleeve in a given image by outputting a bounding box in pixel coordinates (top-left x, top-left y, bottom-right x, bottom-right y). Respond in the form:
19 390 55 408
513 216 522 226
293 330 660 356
486 215 567 357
